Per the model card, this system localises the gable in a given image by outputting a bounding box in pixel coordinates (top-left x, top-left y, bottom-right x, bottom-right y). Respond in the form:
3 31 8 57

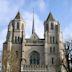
30 32 39 42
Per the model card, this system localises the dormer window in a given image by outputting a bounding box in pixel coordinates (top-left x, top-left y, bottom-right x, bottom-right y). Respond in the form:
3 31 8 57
51 23 54 30
17 22 19 29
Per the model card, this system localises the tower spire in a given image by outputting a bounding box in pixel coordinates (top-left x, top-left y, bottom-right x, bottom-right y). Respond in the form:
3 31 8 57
15 11 23 20
32 8 35 34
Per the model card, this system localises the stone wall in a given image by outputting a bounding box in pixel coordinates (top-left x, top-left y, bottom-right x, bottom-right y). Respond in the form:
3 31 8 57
21 65 48 72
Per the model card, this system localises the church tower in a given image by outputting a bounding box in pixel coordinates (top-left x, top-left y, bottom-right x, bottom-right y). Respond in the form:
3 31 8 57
44 12 67 72
2 12 25 72
12 11 24 43
6 11 25 45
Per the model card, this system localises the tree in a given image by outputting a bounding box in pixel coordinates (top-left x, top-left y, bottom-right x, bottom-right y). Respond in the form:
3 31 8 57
64 40 72 72
11 48 21 72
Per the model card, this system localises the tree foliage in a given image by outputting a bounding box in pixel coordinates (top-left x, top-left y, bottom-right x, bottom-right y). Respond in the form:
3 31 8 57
64 40 72 72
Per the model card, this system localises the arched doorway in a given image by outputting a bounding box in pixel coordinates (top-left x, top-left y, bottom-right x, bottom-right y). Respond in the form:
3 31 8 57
30 51 40 64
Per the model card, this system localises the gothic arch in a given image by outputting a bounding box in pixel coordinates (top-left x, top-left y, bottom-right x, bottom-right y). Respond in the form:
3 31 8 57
29 51 40 64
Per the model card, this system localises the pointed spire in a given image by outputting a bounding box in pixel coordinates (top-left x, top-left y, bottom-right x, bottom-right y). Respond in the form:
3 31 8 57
32 9 35 34
15 11 23 19
47 12 55 21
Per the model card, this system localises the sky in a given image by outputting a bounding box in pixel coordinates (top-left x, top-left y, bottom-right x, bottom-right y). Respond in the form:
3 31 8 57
0 0 72 50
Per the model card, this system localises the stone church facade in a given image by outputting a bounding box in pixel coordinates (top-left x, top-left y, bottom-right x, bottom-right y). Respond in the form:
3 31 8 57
2 11 67 72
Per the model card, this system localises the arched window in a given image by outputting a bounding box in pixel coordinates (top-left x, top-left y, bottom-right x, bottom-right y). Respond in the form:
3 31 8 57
45 24 48 31
51 23 54 30
18 36 20 42
50 47 52 53
30 51 40 64
52 57 54 64
15 36 20 43
17 22 19 29
53 47 55 53
50 36 52 43
53 36 55 43
15 36 17 43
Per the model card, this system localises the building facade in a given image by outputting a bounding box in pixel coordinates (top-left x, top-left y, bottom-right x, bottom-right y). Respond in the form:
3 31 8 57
2 12 67 72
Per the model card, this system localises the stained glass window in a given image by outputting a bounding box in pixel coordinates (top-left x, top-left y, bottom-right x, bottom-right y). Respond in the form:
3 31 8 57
30 51 40 64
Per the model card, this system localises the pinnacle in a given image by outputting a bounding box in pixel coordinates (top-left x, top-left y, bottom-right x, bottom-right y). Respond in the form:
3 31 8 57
47 12 55 21
15 11 23 19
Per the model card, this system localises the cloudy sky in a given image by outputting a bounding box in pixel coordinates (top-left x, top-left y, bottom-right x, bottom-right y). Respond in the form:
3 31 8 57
0 0 72 50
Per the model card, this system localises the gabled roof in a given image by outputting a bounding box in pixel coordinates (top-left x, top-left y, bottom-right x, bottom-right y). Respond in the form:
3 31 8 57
15 11 23 19
47 12 55 21
30 32 39 40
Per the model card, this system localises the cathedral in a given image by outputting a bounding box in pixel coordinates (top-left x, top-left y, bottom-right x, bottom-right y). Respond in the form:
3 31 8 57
2 11 67 72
